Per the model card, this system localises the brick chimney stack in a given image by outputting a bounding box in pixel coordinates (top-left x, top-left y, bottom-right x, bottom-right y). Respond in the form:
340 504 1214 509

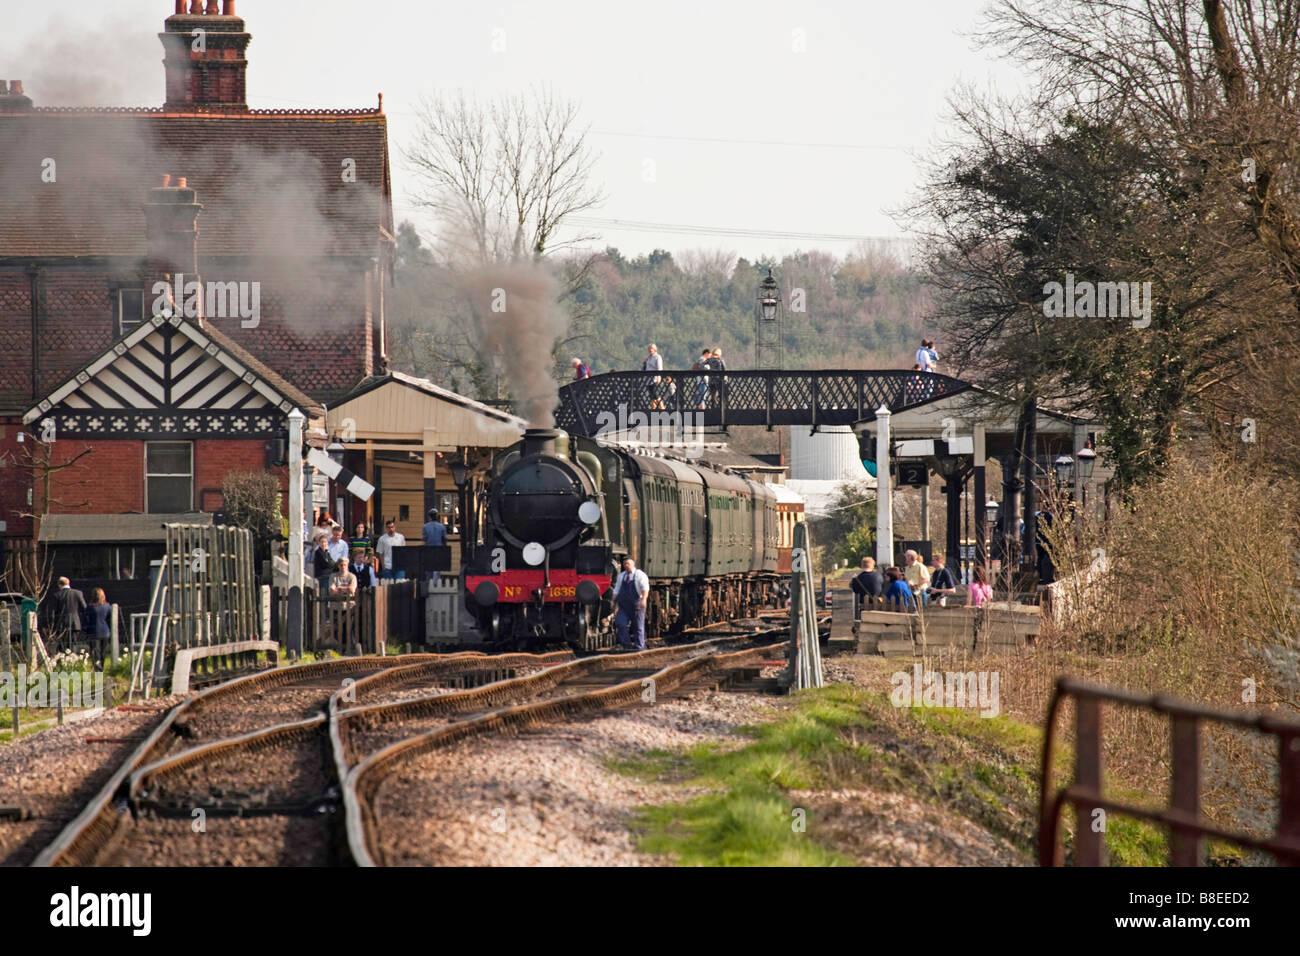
143 175 205 322
160 0 251 112
0 80 34 112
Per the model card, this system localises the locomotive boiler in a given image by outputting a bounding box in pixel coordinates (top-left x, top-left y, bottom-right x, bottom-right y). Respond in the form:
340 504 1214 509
463 427 785 651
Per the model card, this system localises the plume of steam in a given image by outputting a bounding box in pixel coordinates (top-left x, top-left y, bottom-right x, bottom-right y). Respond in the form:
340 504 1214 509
458 262 568 427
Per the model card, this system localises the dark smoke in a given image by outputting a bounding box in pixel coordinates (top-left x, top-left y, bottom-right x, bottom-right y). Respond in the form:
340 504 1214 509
459 263 569 428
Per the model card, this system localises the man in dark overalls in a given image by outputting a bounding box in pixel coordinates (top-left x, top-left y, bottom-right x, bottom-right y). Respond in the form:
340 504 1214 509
613 556 649 651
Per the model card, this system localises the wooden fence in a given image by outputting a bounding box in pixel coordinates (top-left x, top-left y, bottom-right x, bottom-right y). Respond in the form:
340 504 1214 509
271 580 421 655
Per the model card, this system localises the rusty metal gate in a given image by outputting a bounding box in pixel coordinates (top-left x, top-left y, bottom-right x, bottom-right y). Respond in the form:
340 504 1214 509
1039 676 1300 866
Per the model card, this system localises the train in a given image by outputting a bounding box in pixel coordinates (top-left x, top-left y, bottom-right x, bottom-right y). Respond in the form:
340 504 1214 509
462 427 793 651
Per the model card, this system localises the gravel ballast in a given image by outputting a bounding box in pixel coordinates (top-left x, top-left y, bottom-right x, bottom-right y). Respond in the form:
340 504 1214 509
0 701 175 866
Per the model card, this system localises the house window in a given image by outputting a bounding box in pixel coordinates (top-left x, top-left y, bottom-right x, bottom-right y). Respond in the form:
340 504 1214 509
117 288 146 336
145 442 193 513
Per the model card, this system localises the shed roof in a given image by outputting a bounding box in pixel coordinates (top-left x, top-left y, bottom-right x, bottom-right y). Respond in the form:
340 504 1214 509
328 373 527 449
39 512 213 544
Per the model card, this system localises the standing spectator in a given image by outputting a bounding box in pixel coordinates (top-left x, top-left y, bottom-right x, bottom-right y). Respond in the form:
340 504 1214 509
709 347 727 405
612 556 650 651
692 348 712 408
422 509 448 583
83 588 112 670
375 519 406 580
850 557 884 600
915 339 937 371
311 532 333 584
661 375 677 409
642 343 663 374
967 566 993 607
51 577 87 652
572 357 591 380
350 521 374 553
927 553 959 604
883 567 916 610
350 549 376 589
326 524 350 566
314 511 334 543
903 550 931 606
642 343 664 409
422 510 447 547
329 558 358 611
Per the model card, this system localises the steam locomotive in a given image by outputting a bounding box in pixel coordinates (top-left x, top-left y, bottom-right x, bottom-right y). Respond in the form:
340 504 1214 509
463 427 785 651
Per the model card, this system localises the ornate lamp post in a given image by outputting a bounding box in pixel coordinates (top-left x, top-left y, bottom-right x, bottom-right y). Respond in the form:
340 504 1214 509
755 269 783 370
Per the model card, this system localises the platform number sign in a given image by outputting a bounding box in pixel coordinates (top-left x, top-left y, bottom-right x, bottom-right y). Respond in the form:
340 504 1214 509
895 462 928 487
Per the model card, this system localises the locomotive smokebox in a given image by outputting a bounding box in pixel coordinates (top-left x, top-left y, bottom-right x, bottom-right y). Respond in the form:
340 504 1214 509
522 427 563 458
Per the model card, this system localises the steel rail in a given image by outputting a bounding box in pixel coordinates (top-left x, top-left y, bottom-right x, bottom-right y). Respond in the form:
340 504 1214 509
343 642 776 866
32 654 420 866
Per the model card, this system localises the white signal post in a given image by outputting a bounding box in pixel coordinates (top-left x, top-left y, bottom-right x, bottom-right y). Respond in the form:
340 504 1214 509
875 405 893 570
287 409 305 658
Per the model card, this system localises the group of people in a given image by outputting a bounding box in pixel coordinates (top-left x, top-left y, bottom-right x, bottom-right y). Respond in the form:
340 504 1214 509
308 508 451 597
904 338 941 403
851 550 993 611
571 344 730 411
48 577 113 669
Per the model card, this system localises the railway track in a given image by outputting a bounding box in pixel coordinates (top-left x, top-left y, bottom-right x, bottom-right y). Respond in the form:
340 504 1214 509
341 635 789 866
35 614 804 867
32 652 565 867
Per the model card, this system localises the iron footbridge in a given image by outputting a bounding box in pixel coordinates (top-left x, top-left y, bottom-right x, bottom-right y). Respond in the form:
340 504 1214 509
555 369 971 436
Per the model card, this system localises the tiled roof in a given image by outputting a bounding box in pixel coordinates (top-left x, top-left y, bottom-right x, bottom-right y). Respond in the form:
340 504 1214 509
199 321 323 416
0 109 391 258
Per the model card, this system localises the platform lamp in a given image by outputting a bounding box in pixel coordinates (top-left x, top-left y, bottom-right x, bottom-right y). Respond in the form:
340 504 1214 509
1076 445 1096 512
1053 455 1074 486
326 436 346 467
755 269 783 370
449 455 471 541
984 497 1000 564
1076 446 1096 479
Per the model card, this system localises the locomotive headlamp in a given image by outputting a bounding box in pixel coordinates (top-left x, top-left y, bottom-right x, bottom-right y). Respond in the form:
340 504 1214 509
578 500 601 525
522 541 547 566
449 461 470 489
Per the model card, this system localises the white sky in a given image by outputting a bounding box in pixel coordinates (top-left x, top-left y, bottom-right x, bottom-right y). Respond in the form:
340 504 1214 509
3 0 1024 258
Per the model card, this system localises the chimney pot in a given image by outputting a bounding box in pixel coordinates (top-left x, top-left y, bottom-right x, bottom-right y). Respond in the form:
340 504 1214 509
160 174 172 187
189 1 202 13
175 177 188 188
205 0 219 13
10 81 22 95
174 0 185 13
223 0 236 14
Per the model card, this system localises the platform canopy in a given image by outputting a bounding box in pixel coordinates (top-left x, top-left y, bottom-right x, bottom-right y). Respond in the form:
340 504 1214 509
326 372 526 452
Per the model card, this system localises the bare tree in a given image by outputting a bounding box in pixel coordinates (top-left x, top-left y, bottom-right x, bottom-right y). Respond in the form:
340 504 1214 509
0 437 92 612
404 88 604 266
399 90 605 406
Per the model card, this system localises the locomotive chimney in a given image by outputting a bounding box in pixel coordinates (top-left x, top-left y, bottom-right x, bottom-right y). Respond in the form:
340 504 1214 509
522 428 562 458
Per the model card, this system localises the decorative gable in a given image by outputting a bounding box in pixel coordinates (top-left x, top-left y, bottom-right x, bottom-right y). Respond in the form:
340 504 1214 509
23 312 314 440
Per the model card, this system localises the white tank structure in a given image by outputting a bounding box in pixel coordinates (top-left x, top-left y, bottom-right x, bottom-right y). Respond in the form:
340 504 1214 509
788 425 867 481
784 425 875 518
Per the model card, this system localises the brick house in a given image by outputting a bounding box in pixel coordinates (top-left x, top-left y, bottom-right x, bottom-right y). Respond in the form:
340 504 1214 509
0 1 393 601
